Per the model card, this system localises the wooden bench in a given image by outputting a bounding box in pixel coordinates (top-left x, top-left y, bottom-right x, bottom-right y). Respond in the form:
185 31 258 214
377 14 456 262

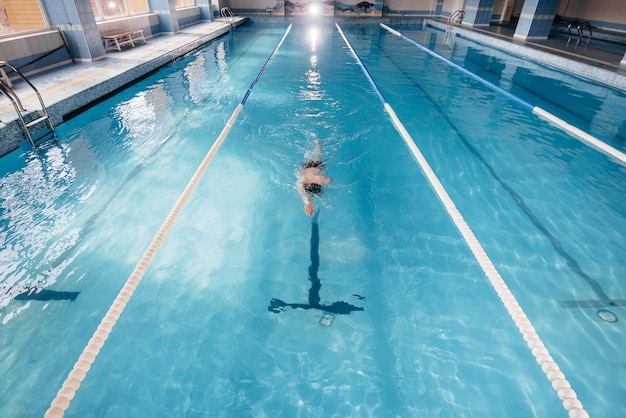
102 30 146 52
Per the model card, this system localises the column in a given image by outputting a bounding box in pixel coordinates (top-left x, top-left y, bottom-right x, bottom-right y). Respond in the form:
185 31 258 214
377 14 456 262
195 0 213 21
514 0 560 41
435 0 444 16
463 0 495 28
147 0 179 34
42 0 105 61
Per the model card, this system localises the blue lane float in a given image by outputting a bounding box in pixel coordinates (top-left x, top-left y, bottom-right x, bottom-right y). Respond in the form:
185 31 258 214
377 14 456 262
379 23 626 167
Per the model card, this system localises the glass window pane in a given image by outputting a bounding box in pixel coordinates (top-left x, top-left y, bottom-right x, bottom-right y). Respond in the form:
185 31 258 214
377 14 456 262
176 0 195 8
101 0 127 18
128 0 148 15
1 0 47 34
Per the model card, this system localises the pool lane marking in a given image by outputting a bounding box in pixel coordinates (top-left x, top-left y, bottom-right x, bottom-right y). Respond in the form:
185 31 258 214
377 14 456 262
336 23 589 418
376 42 623 317
44 22 293 418
380 23 626 167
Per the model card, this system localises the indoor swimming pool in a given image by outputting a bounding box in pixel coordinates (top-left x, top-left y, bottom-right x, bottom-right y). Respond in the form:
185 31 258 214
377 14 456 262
1 18 625 417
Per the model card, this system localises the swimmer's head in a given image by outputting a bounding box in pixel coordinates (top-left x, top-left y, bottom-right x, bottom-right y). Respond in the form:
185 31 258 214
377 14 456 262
305 183 322 195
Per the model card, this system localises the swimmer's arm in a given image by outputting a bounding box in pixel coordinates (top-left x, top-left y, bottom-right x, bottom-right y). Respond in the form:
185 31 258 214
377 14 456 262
297 180 314 216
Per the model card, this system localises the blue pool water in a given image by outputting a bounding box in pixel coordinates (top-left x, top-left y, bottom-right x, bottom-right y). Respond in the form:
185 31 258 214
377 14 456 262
1 19 625 417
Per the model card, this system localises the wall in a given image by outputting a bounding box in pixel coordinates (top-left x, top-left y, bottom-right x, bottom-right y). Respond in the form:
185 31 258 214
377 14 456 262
177 6 203 27
0 30 73 77
491 0 508 22
384 0 436 16
228 0 437 15
223 0 278 14
442 0 465 15
221 0 626 28
0 3 211 77
97 13 161 38
557 0 626 32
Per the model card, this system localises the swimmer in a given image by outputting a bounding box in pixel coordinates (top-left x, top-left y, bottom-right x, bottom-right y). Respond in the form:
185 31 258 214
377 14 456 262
297 139 331 216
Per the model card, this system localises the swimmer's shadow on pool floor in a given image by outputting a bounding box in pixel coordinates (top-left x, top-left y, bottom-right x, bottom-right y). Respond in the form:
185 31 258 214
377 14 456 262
267 215 364 318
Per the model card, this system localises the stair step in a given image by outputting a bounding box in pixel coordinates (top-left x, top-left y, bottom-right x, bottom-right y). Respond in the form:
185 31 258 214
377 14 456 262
25 116 49 128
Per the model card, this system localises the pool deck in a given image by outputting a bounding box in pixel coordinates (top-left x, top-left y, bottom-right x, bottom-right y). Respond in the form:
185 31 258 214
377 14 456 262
0 18 248 156
1 15 625 157
427 20 626 90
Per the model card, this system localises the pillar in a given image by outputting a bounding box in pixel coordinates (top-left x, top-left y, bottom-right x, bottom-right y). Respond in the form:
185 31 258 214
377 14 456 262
463 0 495 28
435 0 444 16
514 0 560 41
195 0 213 21
147 0 179 34
41 0 105 61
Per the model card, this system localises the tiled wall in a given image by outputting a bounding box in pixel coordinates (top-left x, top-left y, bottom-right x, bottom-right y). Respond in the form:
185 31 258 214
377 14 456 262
97 13 160 38
0 30 73 76
1 9 196 76
177 6 202 28
558 0 626 32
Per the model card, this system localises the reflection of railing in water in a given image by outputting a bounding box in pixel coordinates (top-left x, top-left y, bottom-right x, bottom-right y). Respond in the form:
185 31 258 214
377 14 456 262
220 7 235 23
567 21 592 49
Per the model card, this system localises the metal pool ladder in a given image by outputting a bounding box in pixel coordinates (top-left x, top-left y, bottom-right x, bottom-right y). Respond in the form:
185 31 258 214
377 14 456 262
0 61 56 147
221 7 235 24
447 9 466 28
567 21 592 49
444 9 465 45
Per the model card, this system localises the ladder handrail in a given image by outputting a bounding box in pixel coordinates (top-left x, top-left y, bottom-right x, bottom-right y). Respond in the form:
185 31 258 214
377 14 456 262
0 61 56 147
567 21 592 48
447 9 465 27
577 21 592 47
220 7 235 23
444 9 465 45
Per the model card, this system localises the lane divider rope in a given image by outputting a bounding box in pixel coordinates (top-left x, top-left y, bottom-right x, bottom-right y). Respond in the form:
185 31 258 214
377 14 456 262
44 22 293 418
336 22 589 418
380 23 626 167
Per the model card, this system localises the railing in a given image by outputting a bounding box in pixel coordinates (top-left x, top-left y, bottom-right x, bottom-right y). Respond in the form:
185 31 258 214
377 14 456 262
447 9 465 28
0 61 56 147
221 7 235 24
567 21 592 49
444 10 465 45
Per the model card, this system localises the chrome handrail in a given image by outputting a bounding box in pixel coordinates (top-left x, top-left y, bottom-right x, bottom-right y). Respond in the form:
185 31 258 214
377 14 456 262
567 21 592 49
447 9 465 27
220 7 235 24
0 61 56 147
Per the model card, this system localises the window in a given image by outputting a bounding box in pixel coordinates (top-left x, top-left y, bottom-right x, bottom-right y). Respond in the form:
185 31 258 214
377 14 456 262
176 0 195 8
90 0 149 21
0 0 47 35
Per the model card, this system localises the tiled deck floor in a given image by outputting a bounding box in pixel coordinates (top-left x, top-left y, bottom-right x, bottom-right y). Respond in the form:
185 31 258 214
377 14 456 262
482 22 626 71
0 18 246 155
